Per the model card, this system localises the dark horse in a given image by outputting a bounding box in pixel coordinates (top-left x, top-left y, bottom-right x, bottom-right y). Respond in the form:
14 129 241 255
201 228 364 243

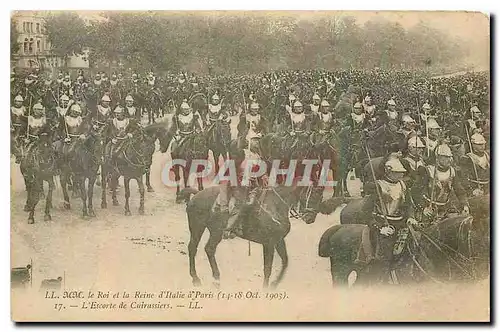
101 122 171 215
145 88 164 124
20 134 57 224
317 195 490 286
170 131 209 204
58 128 104 218
180 180 323 288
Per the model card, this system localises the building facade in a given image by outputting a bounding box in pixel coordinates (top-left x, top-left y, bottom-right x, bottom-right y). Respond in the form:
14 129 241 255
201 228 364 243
11 11 90 73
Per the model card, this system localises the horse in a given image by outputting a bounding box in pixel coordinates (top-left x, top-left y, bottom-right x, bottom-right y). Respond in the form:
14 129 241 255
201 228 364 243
170 130 209 203
145 88 164 124
317 195 490 286
205 114 232 176
58 128 104 218
20 134 57 224
179 179 324 289
101 122 171 215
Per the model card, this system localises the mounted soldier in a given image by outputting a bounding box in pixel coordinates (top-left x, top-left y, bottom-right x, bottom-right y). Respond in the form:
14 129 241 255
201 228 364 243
413 144 469 224
401 136 426 186
459 133 490 198
24 103 52 158
311 99 335 148
308 93 321 115
53 103 89 162
124 94 140 122
362 95 376 124
170 100 204 159
60 74 72 97
363 157 417 283
237 101 268 157
11 95 28 163
423 117 441 161
206 93 231 140
109 73 123 109
91 95 113 134
103 105 141 167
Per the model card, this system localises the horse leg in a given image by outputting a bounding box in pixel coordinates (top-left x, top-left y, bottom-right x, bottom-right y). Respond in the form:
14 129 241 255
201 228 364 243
124 177 131 216
262 243 275 288
146 170 154 192
173 164 182 204
60 172 71 209
137 176 145 215
87 175 96 217
101 165 107 209
28 178 42 224
44 177 54 221
205 227 223 288
197 176 204 192
23 177 32 212
270 239 289 289
111 175 119 206
182 163 191 203
188 222 206 287
79 177 88 217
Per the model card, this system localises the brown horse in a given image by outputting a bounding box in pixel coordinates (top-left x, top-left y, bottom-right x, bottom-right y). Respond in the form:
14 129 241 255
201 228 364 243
180 181 323 289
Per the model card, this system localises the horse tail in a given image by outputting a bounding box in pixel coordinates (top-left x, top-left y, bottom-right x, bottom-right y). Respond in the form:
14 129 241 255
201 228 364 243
178 187 199 204
318 225 343 257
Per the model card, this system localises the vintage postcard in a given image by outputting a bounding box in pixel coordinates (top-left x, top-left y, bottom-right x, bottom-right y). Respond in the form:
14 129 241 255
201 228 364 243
10 10 490 322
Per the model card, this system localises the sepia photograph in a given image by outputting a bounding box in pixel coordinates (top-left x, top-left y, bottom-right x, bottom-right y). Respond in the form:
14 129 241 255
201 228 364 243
9 9 490 322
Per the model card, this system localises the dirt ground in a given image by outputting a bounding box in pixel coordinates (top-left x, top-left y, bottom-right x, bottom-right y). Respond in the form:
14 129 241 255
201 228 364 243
10 115 490 322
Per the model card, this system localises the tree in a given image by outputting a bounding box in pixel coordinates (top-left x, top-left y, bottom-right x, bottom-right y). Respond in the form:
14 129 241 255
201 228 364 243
10 19 20 59
44 12 88 67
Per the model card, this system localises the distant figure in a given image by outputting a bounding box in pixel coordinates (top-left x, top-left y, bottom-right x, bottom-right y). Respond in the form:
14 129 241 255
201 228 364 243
11 264 31 288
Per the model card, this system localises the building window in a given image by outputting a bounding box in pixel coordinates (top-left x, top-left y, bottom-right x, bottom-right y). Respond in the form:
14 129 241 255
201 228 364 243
30 23 33 33
36 23 40 33
29 38 33 54
37 40 40 52
23 38 28 54
22 22 26 32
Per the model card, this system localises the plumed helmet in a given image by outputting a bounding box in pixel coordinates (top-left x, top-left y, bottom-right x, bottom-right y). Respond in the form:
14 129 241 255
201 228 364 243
70 103 82 114
312 94 320 101
422 103 431 110
211 93 220 101
33 103 45 112
387 99 396 106
293 100 303 107
401 114 416 123
125 95 134 102
471 133 486 145
114 106 124 114
384 158 406 173
60 94 70 102
407 136 425 148
320 100 330 107
101 95 111 102
180 99 191 110
353 102 363 109
14 95 24 102
435 144 453 157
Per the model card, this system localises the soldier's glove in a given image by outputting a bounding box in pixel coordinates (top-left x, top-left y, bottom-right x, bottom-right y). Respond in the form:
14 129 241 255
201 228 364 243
127 133 133 138
93 125 99 130
79 134 86 140
407 217 419 226
64 137 71 143
23 138 30 144
379 225 395 236
462 205 470 215
112 138 117 144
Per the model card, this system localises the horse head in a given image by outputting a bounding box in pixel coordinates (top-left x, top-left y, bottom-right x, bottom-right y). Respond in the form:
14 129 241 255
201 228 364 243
143 121 172 154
